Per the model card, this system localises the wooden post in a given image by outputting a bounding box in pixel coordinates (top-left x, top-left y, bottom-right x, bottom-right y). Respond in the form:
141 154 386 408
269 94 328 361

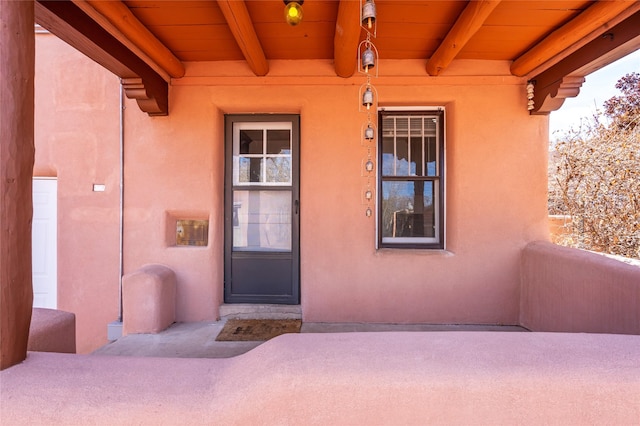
0 0 36 370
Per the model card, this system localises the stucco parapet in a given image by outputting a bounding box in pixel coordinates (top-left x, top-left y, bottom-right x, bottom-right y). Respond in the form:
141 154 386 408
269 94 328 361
3 332 640 424
524 241 640 271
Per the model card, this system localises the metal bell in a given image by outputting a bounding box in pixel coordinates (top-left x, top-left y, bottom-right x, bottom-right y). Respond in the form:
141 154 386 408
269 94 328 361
362 46 375 73
362 0 376 29
364 124 375 141
362 87 373 110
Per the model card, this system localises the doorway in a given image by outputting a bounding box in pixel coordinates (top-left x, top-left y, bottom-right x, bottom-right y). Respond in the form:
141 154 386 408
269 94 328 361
224 115 300 304
32 178 57 308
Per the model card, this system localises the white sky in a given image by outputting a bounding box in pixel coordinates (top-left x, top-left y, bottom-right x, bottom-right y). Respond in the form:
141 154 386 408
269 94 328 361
549 49 640 139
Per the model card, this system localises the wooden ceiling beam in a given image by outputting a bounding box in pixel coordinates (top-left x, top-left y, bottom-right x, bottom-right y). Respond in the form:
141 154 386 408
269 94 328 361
511 0 638 77
76 0 185 79
426 0 502 76
529 10 640 115
216 0 269 77
334 0 361 78
35 0 168 116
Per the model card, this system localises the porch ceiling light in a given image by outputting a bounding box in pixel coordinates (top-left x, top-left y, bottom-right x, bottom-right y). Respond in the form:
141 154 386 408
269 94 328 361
284 0 304 26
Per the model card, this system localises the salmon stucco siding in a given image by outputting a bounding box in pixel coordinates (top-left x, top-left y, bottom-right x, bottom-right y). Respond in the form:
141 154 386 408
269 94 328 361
36 34 549 353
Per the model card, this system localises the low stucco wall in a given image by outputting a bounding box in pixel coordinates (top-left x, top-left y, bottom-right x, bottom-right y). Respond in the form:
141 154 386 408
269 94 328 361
122 264 176 335
2 332 640 424
520 241 640 334
28 308 76 354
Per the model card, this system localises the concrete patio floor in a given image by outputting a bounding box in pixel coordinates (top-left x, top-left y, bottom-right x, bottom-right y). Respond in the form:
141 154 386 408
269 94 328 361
92 321 527 358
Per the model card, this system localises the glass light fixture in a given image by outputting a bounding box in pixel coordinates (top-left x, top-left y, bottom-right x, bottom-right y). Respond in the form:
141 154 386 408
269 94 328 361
284 0 304 26
366 207 373 217
362 0 376 30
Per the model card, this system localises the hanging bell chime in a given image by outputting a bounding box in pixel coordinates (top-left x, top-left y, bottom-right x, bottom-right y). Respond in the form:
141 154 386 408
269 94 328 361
362 46 375 73
362 0 376 30
365 159 374 172
364 124 375 141
362 87 373 110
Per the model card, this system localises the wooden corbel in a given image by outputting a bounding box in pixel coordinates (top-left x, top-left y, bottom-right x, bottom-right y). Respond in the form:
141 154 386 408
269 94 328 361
122 78 168 117
529 76 585 115
527 9 640 115
35 0 169 116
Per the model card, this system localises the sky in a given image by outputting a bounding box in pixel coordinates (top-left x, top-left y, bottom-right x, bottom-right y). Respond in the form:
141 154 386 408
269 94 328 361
549 49 640 139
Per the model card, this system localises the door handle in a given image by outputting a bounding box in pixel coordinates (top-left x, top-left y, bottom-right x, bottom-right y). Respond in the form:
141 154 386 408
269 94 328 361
295 199 299 214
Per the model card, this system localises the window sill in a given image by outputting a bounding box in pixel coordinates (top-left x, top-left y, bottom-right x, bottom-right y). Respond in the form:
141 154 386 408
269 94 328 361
375 248 455 256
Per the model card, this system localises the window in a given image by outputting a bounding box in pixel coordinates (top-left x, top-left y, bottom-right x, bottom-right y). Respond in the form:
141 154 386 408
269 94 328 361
233 122 292 186
231 121 294 252
378 109 444 248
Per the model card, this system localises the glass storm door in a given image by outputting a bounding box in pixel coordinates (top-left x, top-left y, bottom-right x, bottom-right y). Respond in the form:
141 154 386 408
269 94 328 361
224 115 300 304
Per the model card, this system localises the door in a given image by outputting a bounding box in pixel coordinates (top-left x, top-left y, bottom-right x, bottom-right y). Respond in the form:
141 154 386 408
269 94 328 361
32 178 58 308
224 115 300 304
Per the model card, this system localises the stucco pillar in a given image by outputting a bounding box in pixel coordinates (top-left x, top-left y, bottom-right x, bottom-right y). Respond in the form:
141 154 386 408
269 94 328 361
1 0 35 370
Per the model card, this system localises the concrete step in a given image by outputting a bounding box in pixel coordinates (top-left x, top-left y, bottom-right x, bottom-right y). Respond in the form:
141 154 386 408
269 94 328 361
219 304 302 320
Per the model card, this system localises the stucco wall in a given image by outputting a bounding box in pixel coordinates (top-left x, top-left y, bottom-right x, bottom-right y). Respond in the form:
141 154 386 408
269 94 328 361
36 35 550 352
35 33 121 353
521 241 640 334
125 60 549 325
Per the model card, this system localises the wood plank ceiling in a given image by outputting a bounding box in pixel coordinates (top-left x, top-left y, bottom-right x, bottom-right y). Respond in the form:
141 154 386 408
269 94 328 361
124 1 587 61
35 0 640 116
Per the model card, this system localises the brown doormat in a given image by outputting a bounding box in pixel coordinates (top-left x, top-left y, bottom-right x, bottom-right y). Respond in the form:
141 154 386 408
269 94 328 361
216 319 302 342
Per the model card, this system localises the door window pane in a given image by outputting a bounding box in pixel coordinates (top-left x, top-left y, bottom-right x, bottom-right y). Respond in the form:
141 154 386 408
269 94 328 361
266 157 291 183
267 130 291 154
239 130 263 154
233 190 291 252
238 157 262 183
234 124 292 185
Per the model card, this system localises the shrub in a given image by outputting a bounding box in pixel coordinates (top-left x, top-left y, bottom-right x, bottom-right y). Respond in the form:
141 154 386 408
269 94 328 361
548 72 640 259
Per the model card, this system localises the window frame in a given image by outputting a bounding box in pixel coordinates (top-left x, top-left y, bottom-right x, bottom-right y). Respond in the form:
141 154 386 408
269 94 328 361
377 108 445 249
232 122 293 187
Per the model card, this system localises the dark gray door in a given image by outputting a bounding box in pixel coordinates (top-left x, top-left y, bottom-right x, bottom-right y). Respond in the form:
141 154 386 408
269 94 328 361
224 115 300 304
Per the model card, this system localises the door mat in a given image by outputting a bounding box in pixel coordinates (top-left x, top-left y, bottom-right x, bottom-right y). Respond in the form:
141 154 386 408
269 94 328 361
215 319 302 342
